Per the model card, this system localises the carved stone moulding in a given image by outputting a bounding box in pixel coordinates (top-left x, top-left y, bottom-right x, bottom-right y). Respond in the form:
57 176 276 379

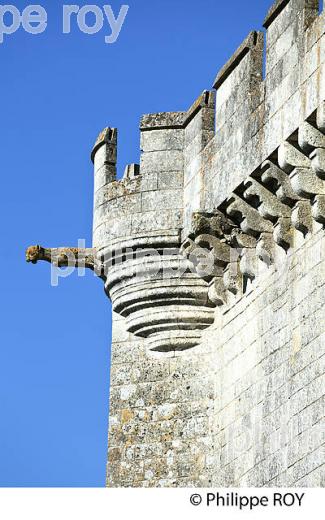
181 103 325 314
101 233 215 352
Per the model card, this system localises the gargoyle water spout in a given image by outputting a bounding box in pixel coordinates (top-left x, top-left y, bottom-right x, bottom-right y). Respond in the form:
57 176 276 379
26 245 97 271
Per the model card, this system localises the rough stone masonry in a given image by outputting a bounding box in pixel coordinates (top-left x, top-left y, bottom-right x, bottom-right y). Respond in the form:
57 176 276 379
28 0 325 487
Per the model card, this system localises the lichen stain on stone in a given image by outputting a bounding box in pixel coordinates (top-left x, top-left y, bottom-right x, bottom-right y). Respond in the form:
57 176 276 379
291 328 302 359
121 409 134 424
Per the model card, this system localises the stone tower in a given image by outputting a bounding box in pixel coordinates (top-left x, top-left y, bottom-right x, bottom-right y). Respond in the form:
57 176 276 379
27 0 325 487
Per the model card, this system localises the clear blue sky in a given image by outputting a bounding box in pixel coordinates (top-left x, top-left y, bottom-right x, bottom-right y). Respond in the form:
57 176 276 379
0 0 274 487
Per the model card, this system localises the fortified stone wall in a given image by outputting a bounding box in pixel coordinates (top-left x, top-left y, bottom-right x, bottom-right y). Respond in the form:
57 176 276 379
104 0 325 487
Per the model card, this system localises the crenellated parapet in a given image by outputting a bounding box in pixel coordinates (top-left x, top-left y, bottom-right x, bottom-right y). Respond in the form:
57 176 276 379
90 102 325 351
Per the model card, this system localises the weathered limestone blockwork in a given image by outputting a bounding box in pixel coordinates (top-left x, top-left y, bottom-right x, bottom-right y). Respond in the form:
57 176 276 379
108 223 324 487
27 0 325 488
106 0 324 487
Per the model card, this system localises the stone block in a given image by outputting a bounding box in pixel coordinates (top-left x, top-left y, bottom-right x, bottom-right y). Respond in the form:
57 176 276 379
140 128 184 153
140 150 184 173
141 189 183 212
